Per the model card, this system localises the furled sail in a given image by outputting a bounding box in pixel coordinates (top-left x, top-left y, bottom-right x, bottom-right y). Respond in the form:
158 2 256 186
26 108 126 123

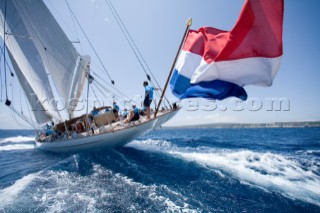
0 0 90 123
68 55 91 118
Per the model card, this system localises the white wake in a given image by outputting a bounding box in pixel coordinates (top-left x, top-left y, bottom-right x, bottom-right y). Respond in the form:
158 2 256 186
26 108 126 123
128 139 320 206
0 156 197 212
0 136 34 151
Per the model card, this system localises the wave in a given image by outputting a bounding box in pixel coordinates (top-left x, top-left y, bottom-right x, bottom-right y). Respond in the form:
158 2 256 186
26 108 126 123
296 149 320 156
0 157 197 212
0 173 37 208
0 136 34 143
0 144 34 151
127 139 320 207
0 136 34 151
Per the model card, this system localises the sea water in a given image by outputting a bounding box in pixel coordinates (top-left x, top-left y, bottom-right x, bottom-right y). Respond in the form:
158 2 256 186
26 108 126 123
0 128 319 212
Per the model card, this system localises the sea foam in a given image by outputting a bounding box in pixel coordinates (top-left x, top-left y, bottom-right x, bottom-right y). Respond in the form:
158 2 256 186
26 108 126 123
0 136 34 151
0 136 34 143
0 157 196 212
129 139 320 206
0 173 37 208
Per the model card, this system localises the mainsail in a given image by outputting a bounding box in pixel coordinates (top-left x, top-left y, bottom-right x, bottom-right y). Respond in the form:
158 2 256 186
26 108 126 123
0 0 90 124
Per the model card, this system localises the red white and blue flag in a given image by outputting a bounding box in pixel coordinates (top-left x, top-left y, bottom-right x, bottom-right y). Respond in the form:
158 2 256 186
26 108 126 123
170 0 284 100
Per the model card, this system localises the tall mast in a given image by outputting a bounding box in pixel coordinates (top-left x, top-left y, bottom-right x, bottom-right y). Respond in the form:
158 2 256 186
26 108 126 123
154 18 192 117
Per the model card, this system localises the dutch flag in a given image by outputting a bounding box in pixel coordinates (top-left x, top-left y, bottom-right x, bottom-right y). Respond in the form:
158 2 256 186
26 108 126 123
170 0 284 100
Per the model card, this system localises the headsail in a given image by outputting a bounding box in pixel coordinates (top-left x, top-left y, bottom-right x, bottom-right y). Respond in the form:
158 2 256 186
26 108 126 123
7 51 53 124
12 0 79 105
0 0 61 122
0 0 90 123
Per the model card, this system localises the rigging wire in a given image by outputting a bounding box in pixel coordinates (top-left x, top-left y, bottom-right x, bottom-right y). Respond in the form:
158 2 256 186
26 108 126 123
1 11 35 129
10 105 35 128
6 3 20 37
15 1 84 121
104 0 148 78
92 77 118 99
19 3 78 76
106 0 170 108
64 0 115 85
1 2 32 128
46 0 84 54
0 46 15 77
24 91 36 129
91 71 129 100
104 1 147 75
6 0 81 123
93 68 127 99
0 9 3 99
89 84 102 107
22 81 37 129
92 81 112 99
92 79 116 98
9 78 34 128
19 82 22 112
2 0 10 105
0 46 3 102
104 0 171 109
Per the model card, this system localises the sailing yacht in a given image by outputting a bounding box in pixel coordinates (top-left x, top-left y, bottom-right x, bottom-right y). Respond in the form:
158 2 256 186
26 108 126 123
0 0 180 153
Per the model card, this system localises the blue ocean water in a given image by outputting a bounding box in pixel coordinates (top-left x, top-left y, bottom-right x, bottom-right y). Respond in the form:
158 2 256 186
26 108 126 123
0 128 319 212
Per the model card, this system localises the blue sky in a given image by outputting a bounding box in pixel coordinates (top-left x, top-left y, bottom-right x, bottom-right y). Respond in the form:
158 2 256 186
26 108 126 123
0 0 320 128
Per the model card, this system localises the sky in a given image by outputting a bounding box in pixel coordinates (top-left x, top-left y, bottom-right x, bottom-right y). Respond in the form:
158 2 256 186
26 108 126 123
0 0 320 129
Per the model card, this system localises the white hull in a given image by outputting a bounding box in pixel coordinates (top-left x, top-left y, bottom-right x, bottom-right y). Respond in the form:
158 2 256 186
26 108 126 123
34 109 178 153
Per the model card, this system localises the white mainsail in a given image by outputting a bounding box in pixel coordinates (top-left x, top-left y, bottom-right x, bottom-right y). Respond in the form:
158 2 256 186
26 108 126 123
0 0 90 123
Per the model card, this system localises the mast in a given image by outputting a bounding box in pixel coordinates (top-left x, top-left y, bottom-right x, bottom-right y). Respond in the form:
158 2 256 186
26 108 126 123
154 18 192 117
